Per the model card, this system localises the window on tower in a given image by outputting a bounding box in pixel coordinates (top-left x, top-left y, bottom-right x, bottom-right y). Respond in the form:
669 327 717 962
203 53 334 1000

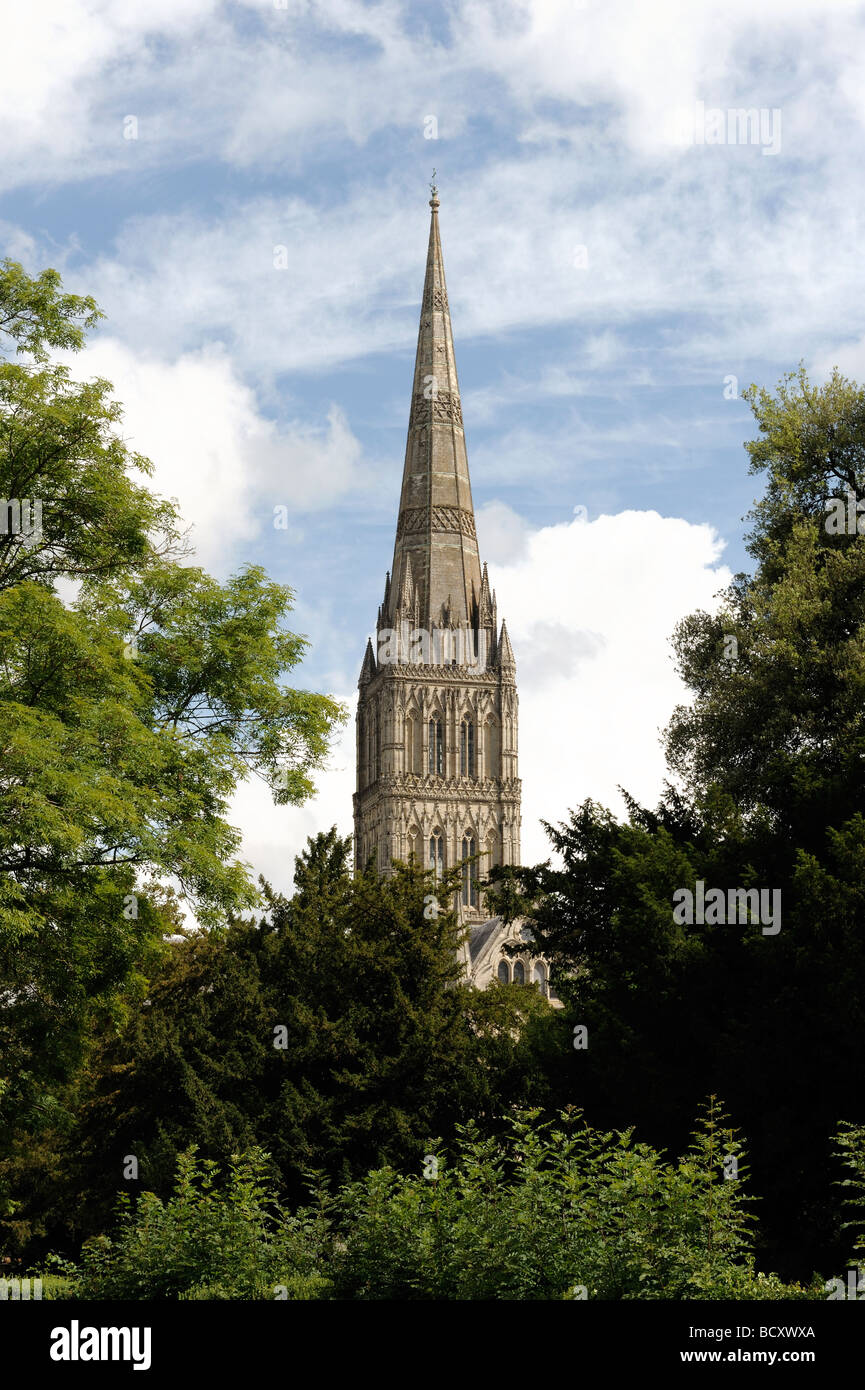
428 716 443 775
406 714 415 774
460 717 475 776
461 835 477 907
429 831 444 880
485 717 500 778
367 715 376 785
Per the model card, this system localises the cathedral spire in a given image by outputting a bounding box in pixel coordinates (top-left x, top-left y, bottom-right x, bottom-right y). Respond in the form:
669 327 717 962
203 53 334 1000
386 187 483 633
354 193 522 910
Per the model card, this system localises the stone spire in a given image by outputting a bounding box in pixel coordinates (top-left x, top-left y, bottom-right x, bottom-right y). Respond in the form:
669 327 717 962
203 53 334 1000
386 186 483 633
353 186 522 913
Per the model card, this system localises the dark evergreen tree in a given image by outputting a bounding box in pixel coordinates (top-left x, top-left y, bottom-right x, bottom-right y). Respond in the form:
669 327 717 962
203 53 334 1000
493 367 865 1279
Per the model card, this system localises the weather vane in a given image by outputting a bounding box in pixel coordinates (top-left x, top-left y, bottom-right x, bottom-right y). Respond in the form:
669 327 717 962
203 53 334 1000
430 169 438 199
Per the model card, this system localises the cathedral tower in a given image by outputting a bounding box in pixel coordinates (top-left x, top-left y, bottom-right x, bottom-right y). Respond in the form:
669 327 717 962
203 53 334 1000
353 185 521 922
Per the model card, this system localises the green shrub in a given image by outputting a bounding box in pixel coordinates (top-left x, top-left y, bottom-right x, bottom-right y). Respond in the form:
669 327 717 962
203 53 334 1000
50 1104 838 1299
38 1272 77 1300
328 1100 823 1300
73 1148 332 1301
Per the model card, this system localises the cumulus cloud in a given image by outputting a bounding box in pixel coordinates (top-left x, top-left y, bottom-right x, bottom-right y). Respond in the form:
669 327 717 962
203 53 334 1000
227 692 356 900
475 500 533 565
62 339 366 573
28 139 857 396
5 0 863 386
491 509 731 864
4 0 863 192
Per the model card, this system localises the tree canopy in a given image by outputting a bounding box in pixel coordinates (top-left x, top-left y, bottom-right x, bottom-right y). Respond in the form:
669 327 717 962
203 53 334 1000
490 366 865 1278
0 259 345 1147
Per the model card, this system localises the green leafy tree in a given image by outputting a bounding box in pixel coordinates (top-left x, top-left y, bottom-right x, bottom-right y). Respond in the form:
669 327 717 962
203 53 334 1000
0 260 344 1151
322 1101 816 1301
834 1121 865 1276
30 831 555 1251
502 366 865 1279
73 1148 332 1301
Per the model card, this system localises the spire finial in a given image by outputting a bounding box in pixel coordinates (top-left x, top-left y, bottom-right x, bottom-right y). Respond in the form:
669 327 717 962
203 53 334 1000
429 169 439 210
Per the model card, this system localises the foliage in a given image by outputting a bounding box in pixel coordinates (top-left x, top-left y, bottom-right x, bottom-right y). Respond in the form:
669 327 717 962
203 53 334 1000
0 260 344 1155
496 367 865 1279
328 1099 819 1301
54 1105 826 1301
73 1148 331 1301
834 1121 865 1265
17 831 556 1250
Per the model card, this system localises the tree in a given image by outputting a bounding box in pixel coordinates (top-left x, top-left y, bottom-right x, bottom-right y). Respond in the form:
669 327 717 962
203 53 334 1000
0 260 345 1149
62 1103 823 1301
20 832 556 1253
505 366 865 1279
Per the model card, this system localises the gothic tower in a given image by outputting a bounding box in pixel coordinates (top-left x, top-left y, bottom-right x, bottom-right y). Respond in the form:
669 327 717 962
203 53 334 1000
353 185 521 924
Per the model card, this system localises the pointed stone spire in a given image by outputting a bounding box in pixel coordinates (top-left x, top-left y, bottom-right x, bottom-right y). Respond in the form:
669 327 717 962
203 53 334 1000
354 190 522 894
398 553 415 612
498 620 516 673
479 562 494 626
359 637 376 686
386 185 482 634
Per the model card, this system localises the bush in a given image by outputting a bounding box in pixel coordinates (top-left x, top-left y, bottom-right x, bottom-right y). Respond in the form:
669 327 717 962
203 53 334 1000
73 1148 331 1300
53 1104 834 1299
328 1101 823 1300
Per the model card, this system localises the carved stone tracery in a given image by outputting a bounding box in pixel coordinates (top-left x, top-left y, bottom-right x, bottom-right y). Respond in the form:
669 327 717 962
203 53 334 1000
395 506 477 540
409 391 463 429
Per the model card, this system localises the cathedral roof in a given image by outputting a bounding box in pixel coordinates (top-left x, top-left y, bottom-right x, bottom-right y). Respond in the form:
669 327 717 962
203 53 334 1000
387 184 483 631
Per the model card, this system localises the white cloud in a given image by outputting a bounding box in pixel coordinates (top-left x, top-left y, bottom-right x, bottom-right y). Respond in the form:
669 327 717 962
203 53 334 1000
4 0 863 192
476 499 533 564
454 0 865 160
31 136 857 394
227 692 356 899
491 509 731 864
0 0 221 187
62 338 366 573
6 0 865 390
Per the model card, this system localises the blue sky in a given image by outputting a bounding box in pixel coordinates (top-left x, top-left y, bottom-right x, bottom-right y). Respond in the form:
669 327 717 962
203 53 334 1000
4 0 864 891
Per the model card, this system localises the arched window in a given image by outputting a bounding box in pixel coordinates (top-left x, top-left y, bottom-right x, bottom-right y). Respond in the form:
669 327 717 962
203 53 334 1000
408 827 421 864
428 716 443 775
512 960 526 985
367 711 377 784
485 718 500 778
429 831 444 880
497 959 510 984
460 717 475 777
461 835 477 907
532 962 547 995
485 831 500 871
405 714 415 774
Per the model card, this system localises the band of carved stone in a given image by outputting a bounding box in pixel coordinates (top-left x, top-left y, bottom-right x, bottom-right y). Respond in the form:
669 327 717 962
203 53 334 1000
396 505 477 539
424 285 449 312
409 390 463 429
